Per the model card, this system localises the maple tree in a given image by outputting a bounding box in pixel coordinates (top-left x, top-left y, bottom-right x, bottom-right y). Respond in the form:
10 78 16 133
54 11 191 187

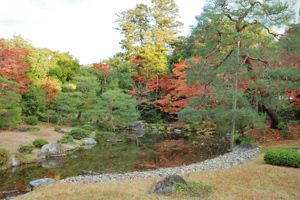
0 38 32 94
146 57 203 115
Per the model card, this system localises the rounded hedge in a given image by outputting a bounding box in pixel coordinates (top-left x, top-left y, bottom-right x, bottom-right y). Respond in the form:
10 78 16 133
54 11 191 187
32 139 49 148
54 126 61 132
264 148 300 168
69 128 90 140
82 124 94 131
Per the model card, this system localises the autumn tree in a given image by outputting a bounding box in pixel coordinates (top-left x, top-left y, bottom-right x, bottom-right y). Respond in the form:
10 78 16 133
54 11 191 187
180 0 297 148
115 0 182 80
8 35 55 86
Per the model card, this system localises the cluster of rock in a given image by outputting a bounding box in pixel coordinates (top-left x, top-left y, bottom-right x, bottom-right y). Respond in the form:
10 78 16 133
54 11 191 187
58 143 260 184
9 137 97 169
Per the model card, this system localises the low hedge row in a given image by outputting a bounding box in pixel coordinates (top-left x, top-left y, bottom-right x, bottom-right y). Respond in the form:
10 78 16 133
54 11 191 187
264 148 300 168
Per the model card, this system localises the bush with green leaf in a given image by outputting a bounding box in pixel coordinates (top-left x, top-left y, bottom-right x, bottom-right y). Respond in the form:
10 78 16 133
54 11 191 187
57 134 74 144
82 124 93 131
0 148 10 167
25 116 38 125
28 126 40 132
32 139 48 148
18 144 34 153
171 180 214 198
54 126 61 131
264 148 300 168
237 134 255 144
69 128 90 140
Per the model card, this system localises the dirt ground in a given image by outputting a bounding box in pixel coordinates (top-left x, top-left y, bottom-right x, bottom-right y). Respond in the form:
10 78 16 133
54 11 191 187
0 124 74 154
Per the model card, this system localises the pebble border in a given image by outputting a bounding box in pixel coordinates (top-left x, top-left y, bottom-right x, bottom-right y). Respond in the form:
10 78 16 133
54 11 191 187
59 144 260 183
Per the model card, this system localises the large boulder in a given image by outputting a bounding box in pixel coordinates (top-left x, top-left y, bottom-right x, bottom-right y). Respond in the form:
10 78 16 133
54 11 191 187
150 175 187 194
81 138 97 145
36 143 65 160
28 178 55 190
125 121 144 130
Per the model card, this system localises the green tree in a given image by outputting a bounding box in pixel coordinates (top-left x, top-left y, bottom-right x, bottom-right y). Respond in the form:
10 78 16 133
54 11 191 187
100 90 139 131
48 92 82 125
21 85 47 119
180 0 297 148
115 0 183 79
0 78 22 129
51 52 81 83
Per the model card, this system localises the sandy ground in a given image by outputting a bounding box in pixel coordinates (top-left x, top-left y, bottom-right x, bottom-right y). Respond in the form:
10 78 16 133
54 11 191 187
0 124 74 154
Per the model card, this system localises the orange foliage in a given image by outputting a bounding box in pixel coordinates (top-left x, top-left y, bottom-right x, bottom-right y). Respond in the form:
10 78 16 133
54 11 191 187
145 56 207 114
0 38 32 94
93 63 111 76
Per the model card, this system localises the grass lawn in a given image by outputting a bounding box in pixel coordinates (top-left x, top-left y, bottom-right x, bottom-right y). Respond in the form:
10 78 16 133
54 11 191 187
17 139 300 200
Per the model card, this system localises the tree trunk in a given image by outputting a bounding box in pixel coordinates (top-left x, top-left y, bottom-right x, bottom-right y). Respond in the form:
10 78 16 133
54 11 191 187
77 111 82 121
262 105 279 129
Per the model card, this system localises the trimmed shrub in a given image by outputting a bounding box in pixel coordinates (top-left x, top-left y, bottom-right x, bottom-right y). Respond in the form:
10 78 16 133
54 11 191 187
0 148 10 167
28 126 40 132
32 139 49 148
82 124 94 131
54 126 61 132
69 129 90 140
25 116 38 125
57 135 74 144
18 144 34 153
264 148 300 168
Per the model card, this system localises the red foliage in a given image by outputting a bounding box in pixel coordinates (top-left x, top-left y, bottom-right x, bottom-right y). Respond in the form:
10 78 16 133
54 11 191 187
40 79 59 104
145 56 209 114
0 38 32 94
93 63 111 76
246 121 300 142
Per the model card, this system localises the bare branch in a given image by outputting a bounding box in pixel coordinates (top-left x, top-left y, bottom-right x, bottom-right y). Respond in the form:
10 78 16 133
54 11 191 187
215 50 234 68
239 20 258 32
248 55 270 68
206 44 221 59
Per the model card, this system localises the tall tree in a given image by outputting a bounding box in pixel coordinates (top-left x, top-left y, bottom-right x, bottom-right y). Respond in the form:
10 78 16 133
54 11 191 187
180 0 297 148
115 0 183 80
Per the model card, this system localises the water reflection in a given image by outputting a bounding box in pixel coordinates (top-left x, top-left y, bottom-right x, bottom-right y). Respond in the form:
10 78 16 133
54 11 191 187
42 157 65 168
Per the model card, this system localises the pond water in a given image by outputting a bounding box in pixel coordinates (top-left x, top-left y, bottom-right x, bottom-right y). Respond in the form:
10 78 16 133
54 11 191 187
0 132 229 199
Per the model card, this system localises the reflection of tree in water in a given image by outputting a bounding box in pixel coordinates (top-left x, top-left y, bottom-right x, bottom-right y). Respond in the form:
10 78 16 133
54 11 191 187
136 137 229 169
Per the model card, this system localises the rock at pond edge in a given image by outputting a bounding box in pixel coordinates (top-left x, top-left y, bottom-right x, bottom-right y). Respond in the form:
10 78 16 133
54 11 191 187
150 175 187 194
28 178 55 190
80 138 97 145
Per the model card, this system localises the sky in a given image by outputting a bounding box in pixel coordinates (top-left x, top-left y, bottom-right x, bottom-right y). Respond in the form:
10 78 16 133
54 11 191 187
0 0 206 65
0 0 299 65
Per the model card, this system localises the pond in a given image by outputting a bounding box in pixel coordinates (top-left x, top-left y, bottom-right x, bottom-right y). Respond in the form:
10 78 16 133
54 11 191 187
0 132 229 199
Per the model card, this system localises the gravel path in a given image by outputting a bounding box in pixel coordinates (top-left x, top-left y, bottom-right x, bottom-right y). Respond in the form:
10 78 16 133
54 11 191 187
59 143 260 183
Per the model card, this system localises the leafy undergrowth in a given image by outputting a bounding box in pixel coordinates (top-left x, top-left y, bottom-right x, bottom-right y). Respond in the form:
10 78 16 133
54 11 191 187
246 121 300 144
170 181 214 199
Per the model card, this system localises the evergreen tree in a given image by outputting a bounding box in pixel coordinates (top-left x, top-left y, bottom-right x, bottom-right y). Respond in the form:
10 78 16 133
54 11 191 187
179 0 297 148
